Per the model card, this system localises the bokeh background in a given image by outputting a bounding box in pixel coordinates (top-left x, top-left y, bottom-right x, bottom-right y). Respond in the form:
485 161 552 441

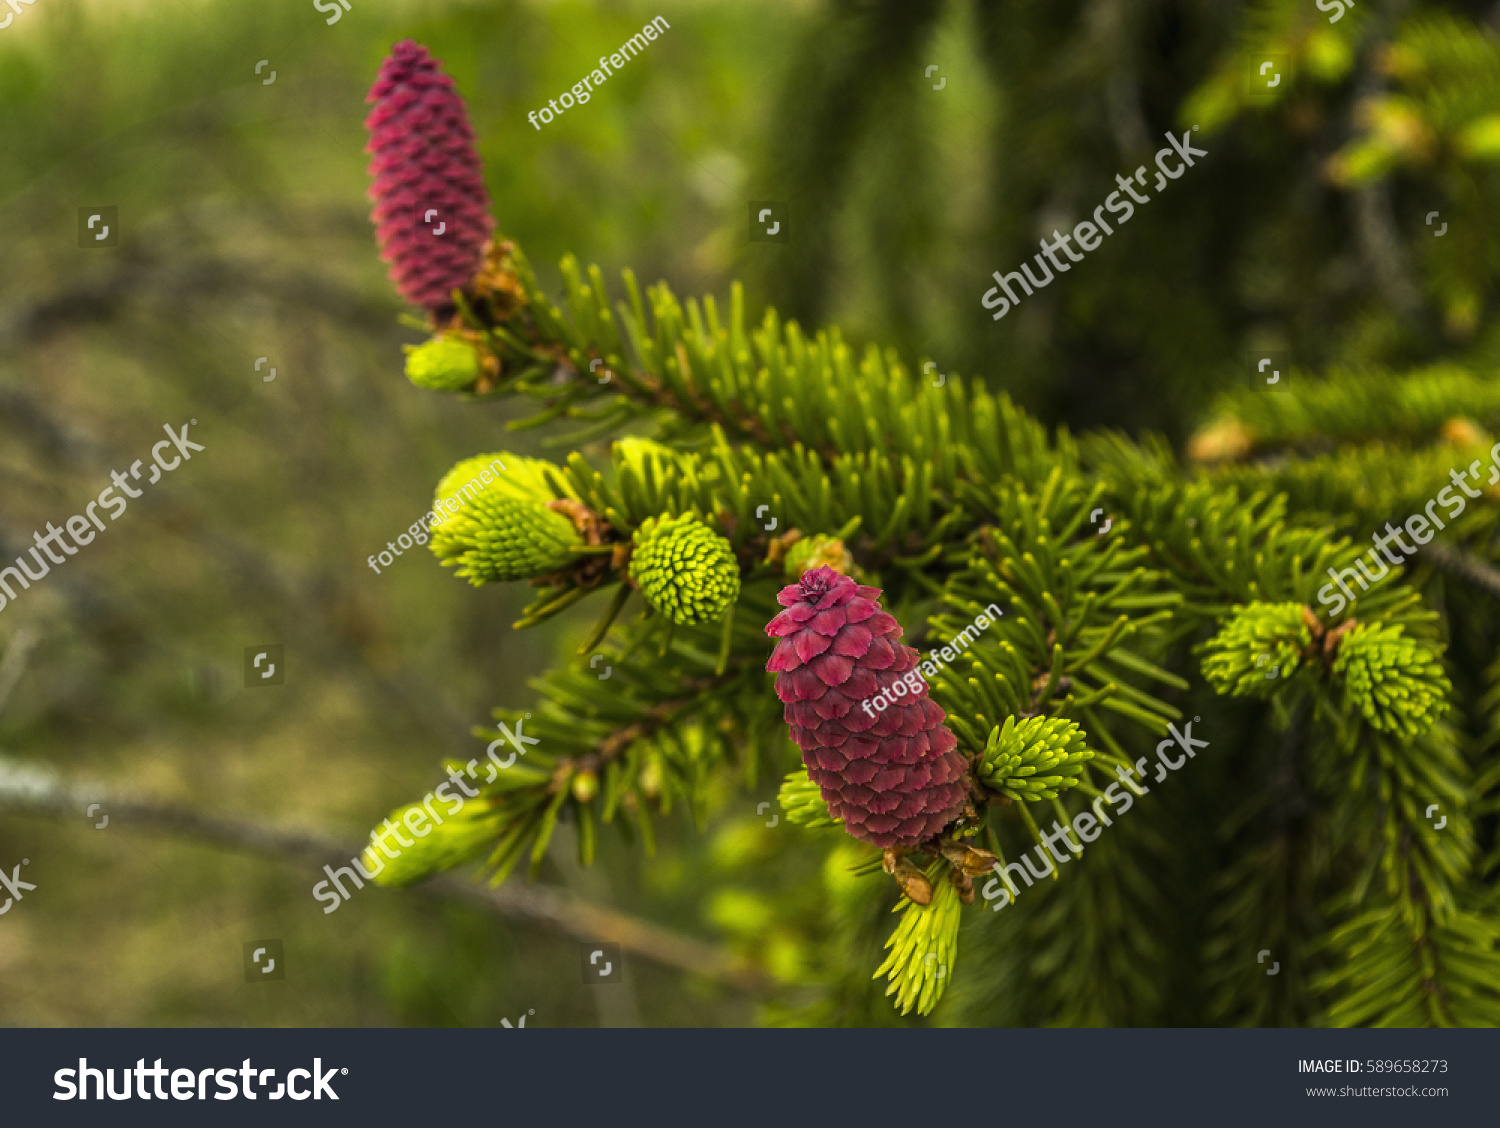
3 0 1499 1027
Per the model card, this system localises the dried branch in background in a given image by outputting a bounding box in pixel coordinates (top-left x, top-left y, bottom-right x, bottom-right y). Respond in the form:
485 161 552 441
0 755 771 995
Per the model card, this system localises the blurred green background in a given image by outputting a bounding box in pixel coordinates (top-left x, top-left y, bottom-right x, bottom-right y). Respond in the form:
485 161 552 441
0 0 809 1029
4 0 1500 1027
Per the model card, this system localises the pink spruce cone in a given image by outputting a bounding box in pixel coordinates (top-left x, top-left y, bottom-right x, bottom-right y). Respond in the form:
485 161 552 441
766 567 969 847
364 41 495 312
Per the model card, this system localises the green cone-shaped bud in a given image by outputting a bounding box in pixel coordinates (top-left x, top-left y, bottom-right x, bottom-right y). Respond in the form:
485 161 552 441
430 452 566 535
405 336 481 391
363 801 508 888
434 494 580 585
429 452 582 585
1201 602 1312 697
873 863 960 1017
628 513 740 625
1333 621 1450 737
979 715 1093 801
777 766 842 828
431 452 565 524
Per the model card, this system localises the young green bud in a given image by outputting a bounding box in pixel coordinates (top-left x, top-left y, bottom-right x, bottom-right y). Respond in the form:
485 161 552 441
571 770 599 804
782 534 857 580
1333 621 1450 737
628 513 740 625
428 452 583 584
1200 602 1312 697
432 492 581 584
404 336 482 391
979 715 1094 800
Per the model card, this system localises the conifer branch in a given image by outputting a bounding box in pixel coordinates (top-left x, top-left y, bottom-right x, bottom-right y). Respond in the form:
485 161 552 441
352 31 1500 1023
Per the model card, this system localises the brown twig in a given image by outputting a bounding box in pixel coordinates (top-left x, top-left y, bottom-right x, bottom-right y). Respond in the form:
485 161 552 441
0 757 773 995
1421 539 1500 600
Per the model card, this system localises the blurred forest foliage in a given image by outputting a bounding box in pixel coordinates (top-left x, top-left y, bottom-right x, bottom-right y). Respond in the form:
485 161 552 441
3 0 1500 1026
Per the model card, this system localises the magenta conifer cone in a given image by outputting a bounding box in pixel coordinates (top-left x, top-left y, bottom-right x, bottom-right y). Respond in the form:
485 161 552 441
766 567 969 847
365 41 495 312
